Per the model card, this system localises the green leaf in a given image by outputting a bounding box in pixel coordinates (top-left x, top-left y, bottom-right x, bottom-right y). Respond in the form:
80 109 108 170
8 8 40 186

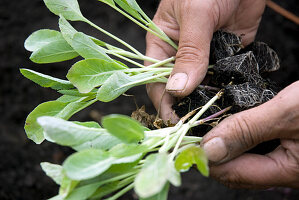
114 0 143 20
37 116 105 146
55 99 96 119
56 95 82 103
41 162 63 185
73 121 101 128
109 143 148 157
64 182 101 200
59 16 106 47
167 161 181 187
97 71 156 102
140 183 169 200
25 29 63 52
30 39 78 63
175 145 209 177
134 153 169 198
63 149 114 180
67 59 125 93
59 175 79 198
72 132 122 151
25 101 68 144
125 0 143 13
25 99 95 144
98 0 115 7
44 0 85 21
70 32 111 61
102 114 144 144
96 71 130 102
59 15 78 43
58 89 97 97
20 68 73 90
90 177 133 199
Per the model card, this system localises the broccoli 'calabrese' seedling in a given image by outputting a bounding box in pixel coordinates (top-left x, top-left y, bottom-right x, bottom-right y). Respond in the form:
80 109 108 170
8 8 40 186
21 0 280 199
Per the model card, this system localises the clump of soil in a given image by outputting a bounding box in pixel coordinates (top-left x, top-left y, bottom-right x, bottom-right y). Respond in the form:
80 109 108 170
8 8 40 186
173 30 281 154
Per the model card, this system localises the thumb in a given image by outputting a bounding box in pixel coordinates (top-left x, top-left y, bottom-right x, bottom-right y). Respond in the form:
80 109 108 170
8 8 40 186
201 95 288 164
165 3 215 97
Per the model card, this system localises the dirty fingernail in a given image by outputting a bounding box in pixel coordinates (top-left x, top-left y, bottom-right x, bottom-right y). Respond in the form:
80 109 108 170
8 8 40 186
166 73 188 91
203 137 228 163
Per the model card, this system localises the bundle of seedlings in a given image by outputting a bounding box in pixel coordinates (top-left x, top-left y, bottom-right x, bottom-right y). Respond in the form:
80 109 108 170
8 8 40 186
21 0 280 199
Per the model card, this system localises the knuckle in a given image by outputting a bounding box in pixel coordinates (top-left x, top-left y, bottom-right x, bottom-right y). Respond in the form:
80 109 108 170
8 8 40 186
230 114 262 149
176 43 208 65
217 169 244 188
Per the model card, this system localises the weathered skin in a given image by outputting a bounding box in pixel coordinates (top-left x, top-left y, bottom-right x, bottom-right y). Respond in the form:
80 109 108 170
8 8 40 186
146 0 299 188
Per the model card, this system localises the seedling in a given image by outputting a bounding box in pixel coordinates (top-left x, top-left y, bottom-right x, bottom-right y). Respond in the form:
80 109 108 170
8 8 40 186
20 0 223 199
22 0 280 199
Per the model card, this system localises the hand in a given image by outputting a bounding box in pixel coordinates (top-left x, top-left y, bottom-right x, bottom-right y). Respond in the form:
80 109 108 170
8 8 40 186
146 0 266 122
201 81 299 188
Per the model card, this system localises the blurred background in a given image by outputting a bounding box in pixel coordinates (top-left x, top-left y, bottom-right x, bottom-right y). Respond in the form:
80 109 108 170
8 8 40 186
0 0 298 199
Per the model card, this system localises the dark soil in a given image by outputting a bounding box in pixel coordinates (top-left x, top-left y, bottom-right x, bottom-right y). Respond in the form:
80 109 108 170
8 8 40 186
0 0 298 199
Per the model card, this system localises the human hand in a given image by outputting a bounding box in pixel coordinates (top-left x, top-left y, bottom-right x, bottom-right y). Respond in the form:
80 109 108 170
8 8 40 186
146 0 266 122
201 81 299 188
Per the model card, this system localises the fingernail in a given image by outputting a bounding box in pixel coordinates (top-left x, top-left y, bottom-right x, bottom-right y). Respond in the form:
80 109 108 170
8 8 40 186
203 137 228 163
166 73 188 91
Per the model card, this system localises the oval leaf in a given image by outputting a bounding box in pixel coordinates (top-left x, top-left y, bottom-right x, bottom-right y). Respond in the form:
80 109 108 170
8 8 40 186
67 59 125 93
25 101 68 144
41 162 63 185
20 68 73 90
25 29 63 52
63 149 114 180
134 153 169 198
70 32 111 61
37 116 105 146
30 39 78 63
102 114 144 144
97 71 155 102
175 145 209 177
73 132 122 151
25 99 95 144
44 0 84 21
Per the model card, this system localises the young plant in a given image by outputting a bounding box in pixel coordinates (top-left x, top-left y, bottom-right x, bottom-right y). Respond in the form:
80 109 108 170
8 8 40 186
21 0 232 199
37 90 225 200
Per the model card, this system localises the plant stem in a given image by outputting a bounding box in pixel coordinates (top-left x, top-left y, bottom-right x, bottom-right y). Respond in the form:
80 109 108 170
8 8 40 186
111 6 170 44
125 67 172 73
191 106 231 127
109 52 145 68
120 71 171 88
147 56 175 68
106 49 175 67
104 182 135 200
169 90 224 160
83 18 143 56
188 90 224 125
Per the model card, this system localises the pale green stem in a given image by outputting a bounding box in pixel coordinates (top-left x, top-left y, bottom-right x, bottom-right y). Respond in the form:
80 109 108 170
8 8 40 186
120 71 171 88
106 49 175 67
169 124 189 160
138 10 178 50
111 6 168 43
147 56 175 68
125 67 172 73
104 182 134 200
170 91 223 160
189 91 223 125
109 52 145 68
83 18 143 56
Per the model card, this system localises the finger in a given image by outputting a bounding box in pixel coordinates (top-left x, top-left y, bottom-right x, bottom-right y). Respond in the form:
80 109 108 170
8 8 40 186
165 1 216 97
210 141 299 188
146 83 179 124
201 82 299 164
